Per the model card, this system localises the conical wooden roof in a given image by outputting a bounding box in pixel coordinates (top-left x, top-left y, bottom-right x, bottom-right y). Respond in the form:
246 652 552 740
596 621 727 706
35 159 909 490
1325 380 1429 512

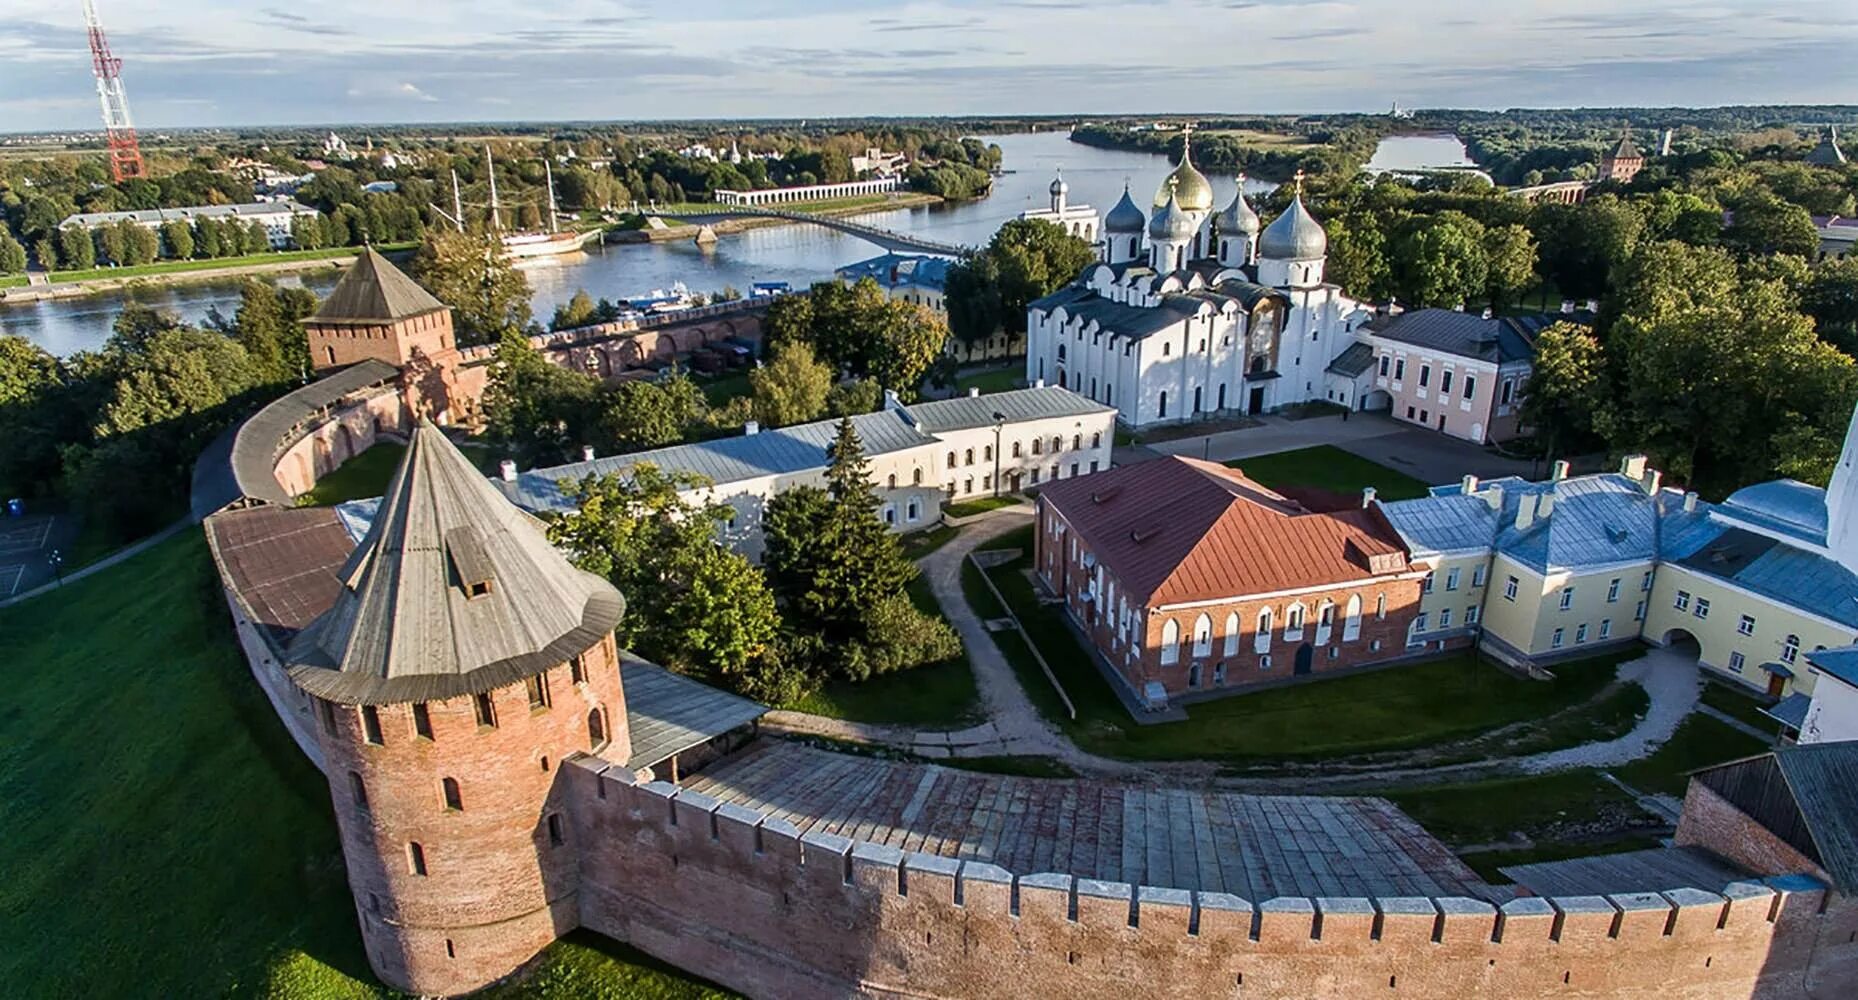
286 422 624 704
309 247 448 326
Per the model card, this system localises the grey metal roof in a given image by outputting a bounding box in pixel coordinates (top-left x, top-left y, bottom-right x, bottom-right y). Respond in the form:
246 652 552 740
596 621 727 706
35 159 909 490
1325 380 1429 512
1217 180 1260 236
1765 692 1811 730
620 656 767 771
498 408 937 513
1499 847 1749 897
1674 526 1858 630
1325 341 1375 377
1380 493 1499 555
1369 309 1541 365
286 422 625 705
1148 189 1196 240
1718 479 1829 547
1027 283 1094 313
1258 195 1327 261
906 385 1113 433
309 248 448 325
1496 474 1660 572
1772 743 1858 891
1103 182 1146 233
228 359 402 506
1046 294 1201 340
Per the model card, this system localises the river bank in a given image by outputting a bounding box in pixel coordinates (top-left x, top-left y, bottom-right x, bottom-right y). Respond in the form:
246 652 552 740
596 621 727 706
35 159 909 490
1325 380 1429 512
0 244 417 305
608 190 945 244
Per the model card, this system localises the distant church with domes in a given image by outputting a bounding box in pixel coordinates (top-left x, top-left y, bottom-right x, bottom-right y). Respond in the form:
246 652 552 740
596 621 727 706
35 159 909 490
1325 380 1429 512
1026 129 1378 428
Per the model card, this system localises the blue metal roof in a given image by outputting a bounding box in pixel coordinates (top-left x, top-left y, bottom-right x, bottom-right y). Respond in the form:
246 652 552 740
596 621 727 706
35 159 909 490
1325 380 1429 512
1496 474 1661 572
1366 309 1548 365
1766 692 1811 730
1718 479 1829 547
1379 493 1499 555
905 385 1113 434
495 408 937 513
837 252 952 292
1676 526 1858 630
1806 646 1858 689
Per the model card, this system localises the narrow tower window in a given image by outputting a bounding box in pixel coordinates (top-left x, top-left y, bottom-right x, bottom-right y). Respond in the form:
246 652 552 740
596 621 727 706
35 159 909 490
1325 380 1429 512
412 702 433 740
589 708 607 749
442 777 462 811
526 673 550 710
360 706 383 746
349 771 368 810
547 814 564 847
474 692 496 728
408 842 428 876
569 655 586 685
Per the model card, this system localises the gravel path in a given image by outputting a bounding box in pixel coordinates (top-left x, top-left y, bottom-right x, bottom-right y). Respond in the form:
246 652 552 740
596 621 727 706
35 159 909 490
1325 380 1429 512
768 516 1706 791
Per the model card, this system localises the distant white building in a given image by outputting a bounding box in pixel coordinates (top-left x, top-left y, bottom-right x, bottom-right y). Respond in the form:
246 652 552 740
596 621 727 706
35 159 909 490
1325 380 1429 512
1019 170 1099 243
1026 131 1374 428
322 131 351 159
492 386 1116 560
851 147 908 177
60 201 321 250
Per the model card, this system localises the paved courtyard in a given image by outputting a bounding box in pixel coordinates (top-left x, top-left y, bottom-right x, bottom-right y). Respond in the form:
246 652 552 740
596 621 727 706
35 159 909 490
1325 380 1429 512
0 514 64 599
1146 413 1537 485
685 740 1506 901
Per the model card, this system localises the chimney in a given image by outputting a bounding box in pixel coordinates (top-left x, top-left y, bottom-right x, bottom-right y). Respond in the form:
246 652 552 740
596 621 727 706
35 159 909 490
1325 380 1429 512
1642 470 1662 495
882 389 903 411
1361 486 1377 509
1482 484 1504 511
1551 460 1570 482
1461 474 1479 495
968 387 981 398
499 459 518 483
1584 299 1599 313
1620 454 1648 480
581 444 596 463
1683 491 1698 513
1515 493 1538 531
1480 307 1493 320
744 420 760 436
1537 492 1556 519
1560 299 1575 314
1035 377 1046 389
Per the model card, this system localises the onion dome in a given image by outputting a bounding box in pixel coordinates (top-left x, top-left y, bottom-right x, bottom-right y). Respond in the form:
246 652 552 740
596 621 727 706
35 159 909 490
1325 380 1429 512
1153 131 1213 213
1149 187 1195 241
1258 192 1327 260
1049 170 1069 197
1104 181 1146 233
1218 176 1260 236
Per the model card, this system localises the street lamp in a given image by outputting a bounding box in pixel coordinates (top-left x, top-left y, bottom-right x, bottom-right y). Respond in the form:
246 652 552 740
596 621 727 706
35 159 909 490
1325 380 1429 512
991 411 1006 498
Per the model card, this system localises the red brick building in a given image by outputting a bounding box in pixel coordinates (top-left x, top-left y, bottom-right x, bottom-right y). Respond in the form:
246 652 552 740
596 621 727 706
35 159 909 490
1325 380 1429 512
1602 129 1645 183
1035 456 1426 705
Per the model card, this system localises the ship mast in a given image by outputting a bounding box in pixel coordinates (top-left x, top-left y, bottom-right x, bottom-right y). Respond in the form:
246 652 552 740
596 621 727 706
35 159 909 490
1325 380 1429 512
544 159 560 234
484 145 501 233
450 170 465 233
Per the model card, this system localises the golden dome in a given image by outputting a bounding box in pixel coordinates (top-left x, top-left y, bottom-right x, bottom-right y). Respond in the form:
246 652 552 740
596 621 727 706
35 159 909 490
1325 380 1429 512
1153 132 1214 213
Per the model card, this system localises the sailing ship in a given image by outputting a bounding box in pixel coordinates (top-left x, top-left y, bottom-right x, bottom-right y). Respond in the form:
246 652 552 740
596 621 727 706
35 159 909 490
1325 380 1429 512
433 147 601 261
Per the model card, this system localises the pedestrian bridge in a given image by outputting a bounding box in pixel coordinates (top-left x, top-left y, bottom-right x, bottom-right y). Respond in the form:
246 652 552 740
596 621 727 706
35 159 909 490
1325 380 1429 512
658 206 974 257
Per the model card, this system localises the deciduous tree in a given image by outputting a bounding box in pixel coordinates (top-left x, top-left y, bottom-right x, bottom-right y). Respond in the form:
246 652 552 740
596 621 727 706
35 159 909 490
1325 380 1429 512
750 340 833 428
412 230 532 345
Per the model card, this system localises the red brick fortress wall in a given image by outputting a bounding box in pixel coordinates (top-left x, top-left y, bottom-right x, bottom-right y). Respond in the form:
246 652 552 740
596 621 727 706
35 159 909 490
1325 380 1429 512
568 759 1858 1000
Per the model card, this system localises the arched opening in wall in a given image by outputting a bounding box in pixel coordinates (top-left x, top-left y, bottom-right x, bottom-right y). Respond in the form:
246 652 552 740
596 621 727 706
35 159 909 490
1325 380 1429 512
442 777 463 811
1362 389 1393 413
589 708 607 749
335 421 358 464
1661 629 1702 661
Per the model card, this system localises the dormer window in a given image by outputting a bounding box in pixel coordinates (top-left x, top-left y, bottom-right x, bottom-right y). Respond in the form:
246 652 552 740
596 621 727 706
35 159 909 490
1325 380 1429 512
446 525 495 599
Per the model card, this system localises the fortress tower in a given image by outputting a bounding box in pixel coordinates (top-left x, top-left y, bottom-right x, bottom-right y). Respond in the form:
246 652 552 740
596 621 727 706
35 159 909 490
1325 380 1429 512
305 248 458 372
283 423 628 994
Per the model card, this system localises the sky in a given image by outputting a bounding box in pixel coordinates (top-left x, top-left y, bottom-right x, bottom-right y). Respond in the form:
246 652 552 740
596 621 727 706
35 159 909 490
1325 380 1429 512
4 0 1857 131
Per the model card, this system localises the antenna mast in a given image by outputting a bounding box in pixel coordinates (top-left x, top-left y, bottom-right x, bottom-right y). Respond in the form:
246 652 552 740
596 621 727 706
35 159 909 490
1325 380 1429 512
484 145 501 233
83 0 146 183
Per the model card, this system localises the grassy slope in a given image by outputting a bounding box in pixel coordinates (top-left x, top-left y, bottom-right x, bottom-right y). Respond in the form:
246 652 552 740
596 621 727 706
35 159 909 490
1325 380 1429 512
953 366 1021 395
1229 444 1433 501
1613 714 1769 797
302 443 406 506
0 533 741 998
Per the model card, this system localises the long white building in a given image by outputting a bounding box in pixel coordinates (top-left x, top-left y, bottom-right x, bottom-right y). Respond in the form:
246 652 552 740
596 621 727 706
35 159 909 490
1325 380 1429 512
1025 138 1374 428
492 386 1115 559
59 201 320 249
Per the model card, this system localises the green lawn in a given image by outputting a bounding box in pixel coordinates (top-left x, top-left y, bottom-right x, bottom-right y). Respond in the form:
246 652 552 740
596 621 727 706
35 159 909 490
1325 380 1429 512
952 366 1021 396
302 443 406 506
1455 833 1668 884
1228 444 1433 501
972 524 1636 764
1611 714 1770 797
694 371 752 407
1382 771 1646 848
0 274 26 289
943 495 1022 519
900 524 959 560
48 242 417 284
0 532 750 998
1700 681 1781 732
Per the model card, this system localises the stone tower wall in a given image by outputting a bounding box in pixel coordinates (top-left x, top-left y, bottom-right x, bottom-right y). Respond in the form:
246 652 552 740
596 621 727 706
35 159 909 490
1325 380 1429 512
566 758 1858 1000
312 637 627 996
307 309 457 372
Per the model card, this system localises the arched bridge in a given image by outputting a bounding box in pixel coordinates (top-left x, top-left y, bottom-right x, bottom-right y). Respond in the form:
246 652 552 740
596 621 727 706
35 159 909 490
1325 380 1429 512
660 206 974 257
1508 180 1593 205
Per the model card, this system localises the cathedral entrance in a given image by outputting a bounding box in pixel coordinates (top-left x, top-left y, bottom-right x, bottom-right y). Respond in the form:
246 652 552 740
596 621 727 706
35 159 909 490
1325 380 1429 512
1248 386 1266 415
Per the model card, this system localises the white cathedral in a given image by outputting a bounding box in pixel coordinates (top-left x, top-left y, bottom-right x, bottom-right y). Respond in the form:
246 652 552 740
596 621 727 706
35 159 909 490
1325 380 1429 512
1025 133 1375 428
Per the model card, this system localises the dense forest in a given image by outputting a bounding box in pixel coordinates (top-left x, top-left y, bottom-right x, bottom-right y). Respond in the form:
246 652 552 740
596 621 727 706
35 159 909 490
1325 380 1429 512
1069 118 1389 179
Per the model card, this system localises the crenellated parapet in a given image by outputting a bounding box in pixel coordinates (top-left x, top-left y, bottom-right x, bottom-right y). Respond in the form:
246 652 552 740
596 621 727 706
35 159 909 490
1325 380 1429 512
564 757 1858 1000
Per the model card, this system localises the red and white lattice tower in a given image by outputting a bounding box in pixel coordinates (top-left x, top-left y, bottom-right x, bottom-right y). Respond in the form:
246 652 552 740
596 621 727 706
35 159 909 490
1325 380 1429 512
82 0 146 183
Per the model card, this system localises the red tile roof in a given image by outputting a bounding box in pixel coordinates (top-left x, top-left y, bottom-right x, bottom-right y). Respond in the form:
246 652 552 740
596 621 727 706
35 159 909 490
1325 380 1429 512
1040 457 1411 606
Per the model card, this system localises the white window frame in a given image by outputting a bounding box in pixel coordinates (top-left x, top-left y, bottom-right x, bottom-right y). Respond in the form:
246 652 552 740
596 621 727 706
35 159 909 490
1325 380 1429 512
1504 576 1519 601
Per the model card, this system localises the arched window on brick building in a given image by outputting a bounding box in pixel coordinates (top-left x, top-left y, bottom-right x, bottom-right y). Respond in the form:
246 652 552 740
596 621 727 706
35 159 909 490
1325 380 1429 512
442 777 463 811
589 708 607 749
1159 619 1181 665
1191 613 1213 657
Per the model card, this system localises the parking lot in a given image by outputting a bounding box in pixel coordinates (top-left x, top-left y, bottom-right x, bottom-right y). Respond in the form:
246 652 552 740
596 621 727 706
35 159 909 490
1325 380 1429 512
0 514 61 599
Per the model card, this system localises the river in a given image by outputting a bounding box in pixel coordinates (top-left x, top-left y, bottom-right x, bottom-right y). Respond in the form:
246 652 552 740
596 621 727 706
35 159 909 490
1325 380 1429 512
4 132 1458 356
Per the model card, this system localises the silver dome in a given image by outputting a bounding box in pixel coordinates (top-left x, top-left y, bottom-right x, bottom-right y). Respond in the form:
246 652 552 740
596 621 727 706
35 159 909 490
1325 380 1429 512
1104 182 1146 233
1148 189 1196 241
1218 178 1260 236
1258 195 1327 260
1049 170 1068 196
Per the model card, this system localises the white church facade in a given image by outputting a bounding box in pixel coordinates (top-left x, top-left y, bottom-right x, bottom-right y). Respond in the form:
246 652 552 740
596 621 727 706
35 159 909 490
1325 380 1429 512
1018 169 1100 242
1025 135 1376 429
